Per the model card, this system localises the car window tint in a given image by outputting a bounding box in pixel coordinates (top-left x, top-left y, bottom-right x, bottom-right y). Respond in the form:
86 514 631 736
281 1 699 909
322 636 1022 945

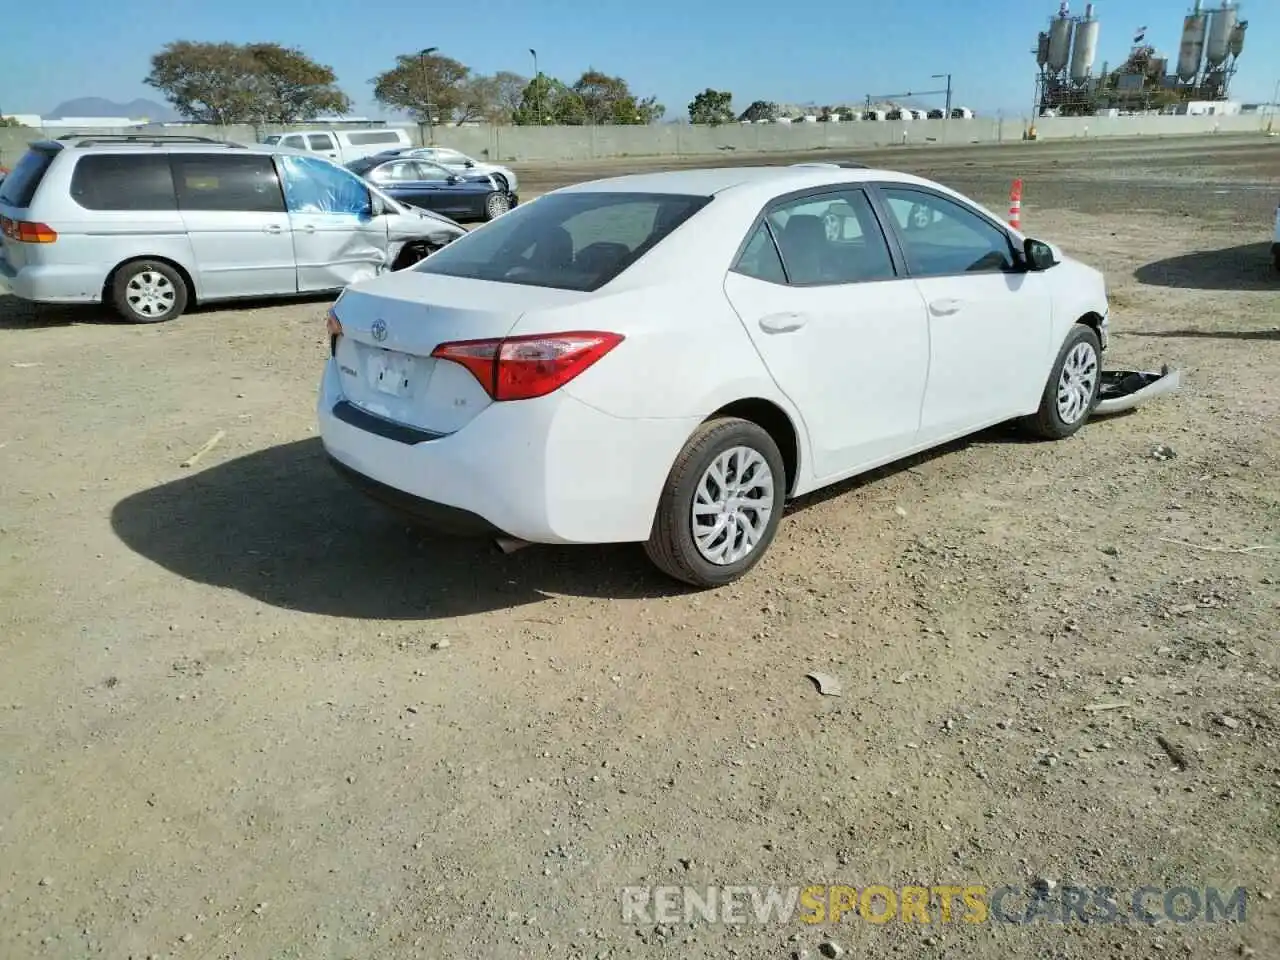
307 134 335 150
171 154 285 213
281 135 305 148
70 155 177 211
732 222 786 284
412 162 450 182
880 187 1014 276
414 191 712 292
0 147 58 207
763 189 896 285
277 154 372 216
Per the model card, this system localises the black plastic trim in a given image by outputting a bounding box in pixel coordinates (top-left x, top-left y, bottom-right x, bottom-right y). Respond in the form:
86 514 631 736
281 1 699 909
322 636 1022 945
332 400 445 445
327 455 505 537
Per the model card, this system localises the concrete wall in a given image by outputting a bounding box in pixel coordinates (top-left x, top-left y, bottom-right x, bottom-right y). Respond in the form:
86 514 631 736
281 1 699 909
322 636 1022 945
0 113 1268 170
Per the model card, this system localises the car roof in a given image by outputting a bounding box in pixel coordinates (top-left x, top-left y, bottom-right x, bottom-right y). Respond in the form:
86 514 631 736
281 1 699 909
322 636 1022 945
31 135 293 157
554 165 923 197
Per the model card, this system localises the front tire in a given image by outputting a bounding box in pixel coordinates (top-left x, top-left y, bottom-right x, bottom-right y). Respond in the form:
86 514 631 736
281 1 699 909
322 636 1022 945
483 191 511 221
644 417 786 588
110 260 188 323
1022 323 1102 440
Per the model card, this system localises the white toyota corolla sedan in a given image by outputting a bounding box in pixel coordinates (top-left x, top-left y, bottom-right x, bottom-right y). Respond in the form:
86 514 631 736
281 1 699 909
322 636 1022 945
318 165 1110 587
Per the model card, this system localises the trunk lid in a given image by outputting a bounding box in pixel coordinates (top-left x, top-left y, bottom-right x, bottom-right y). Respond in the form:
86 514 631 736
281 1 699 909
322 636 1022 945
331 271 590 434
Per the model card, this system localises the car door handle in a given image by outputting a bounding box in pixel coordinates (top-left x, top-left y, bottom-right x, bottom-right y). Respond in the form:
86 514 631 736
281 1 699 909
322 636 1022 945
928 298 963 316
264 224 284 234
758 313 807 334
302 225 316 234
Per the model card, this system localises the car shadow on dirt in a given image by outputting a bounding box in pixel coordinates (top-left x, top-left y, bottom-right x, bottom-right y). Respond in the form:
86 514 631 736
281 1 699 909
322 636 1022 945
1126 328 1280 342
110 437 699 619
1133 242 1276 291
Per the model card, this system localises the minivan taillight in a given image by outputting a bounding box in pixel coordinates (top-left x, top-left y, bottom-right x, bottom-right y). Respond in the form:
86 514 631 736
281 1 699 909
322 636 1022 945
431 331 624 401
0 217 57 243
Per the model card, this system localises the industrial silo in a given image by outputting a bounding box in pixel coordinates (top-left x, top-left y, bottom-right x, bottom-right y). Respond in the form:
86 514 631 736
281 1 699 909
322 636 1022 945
1228 19 1247 57
1206 1 1238 66
1048 15 1074 73
1036 31 1051 69
1176 3 1208 80
1069 4 1100 81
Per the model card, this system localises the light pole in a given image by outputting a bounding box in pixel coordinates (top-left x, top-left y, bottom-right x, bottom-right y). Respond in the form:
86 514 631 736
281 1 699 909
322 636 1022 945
932 73 953 117
529 48 540 125
418 46 438 144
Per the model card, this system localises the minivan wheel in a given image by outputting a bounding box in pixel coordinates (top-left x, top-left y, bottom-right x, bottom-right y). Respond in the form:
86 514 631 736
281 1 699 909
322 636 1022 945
644 417 786 588
484 192 511 220
111 260 188 323
1021 323 1102 440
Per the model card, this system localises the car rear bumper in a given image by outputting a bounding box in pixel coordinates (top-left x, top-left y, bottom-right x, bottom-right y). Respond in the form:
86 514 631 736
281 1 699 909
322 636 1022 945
0 258 103 303
316 358 698 544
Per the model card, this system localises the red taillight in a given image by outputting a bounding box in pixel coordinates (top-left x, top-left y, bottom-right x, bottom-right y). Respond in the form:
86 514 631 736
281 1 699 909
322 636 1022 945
325 306 343 355
0 217 57 243
431 331 624 401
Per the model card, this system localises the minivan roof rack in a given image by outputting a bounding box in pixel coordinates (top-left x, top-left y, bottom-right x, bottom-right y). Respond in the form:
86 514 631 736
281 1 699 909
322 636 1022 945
55 134 246 148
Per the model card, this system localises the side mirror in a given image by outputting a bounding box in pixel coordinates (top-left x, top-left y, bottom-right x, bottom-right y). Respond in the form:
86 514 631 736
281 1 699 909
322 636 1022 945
447 174 463 184
463 160 476 168
1023 237 1057 271
367 193 386 218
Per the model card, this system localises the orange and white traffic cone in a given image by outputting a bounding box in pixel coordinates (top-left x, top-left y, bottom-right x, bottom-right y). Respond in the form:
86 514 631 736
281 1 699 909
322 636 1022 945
1008 178 1023 230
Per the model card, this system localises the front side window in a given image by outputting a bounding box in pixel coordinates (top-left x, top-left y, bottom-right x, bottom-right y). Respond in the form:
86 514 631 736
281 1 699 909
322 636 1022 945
307 134 336 151
411 162 451 182
171 154 285 213
879 187 1015 276
414 191 712 292
739 189 896 285
281 134 305 149
277 154 372 216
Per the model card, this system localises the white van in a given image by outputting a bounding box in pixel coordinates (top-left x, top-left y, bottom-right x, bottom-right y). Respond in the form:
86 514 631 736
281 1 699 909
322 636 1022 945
262 128 413 165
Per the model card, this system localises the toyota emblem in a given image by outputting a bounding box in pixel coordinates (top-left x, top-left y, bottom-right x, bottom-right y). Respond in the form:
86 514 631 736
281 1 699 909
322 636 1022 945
371 319 388 342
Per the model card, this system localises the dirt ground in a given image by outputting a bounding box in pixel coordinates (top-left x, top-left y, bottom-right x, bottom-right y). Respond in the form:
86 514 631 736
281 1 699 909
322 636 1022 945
1 135 1277 960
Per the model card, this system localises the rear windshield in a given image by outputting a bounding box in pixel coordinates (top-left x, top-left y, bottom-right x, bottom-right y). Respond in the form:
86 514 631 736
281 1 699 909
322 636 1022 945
413 191 712 292
0 147 58 207
346 157 379 176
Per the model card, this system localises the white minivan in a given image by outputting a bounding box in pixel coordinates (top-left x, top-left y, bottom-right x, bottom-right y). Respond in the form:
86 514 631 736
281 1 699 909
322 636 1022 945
262 128 413 165
0 134 464 323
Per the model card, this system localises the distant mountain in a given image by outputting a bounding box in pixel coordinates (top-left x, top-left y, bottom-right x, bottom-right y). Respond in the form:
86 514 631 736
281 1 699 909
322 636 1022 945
46 97 178 121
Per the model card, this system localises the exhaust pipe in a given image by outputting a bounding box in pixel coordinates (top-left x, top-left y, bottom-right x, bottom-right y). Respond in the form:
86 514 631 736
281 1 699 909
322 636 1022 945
495 537 532 555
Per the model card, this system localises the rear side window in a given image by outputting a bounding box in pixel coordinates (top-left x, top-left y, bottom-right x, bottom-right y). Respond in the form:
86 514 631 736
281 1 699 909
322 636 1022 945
346 131 402 146
0 148 58 207
307 134 335 151
413 191 712 292
70 155 177 211
171 154 286 213
733 223 786 284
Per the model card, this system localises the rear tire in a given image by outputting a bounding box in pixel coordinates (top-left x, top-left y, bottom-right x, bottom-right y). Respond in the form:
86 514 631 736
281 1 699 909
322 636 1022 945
644 417 786 588
1021 323 1102 440
110 260 188 323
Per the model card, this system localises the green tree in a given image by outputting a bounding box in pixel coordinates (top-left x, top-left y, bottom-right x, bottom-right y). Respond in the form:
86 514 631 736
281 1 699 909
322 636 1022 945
244 43 351 123
570 69 662 124
144 41 264 124
512 75 586 125
737 100 779 123
145 41 350 125
688 88 734 125
371 51 473 126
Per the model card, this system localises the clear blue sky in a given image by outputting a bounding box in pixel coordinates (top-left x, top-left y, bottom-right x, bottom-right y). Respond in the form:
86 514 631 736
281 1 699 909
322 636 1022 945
2 0 1276 118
